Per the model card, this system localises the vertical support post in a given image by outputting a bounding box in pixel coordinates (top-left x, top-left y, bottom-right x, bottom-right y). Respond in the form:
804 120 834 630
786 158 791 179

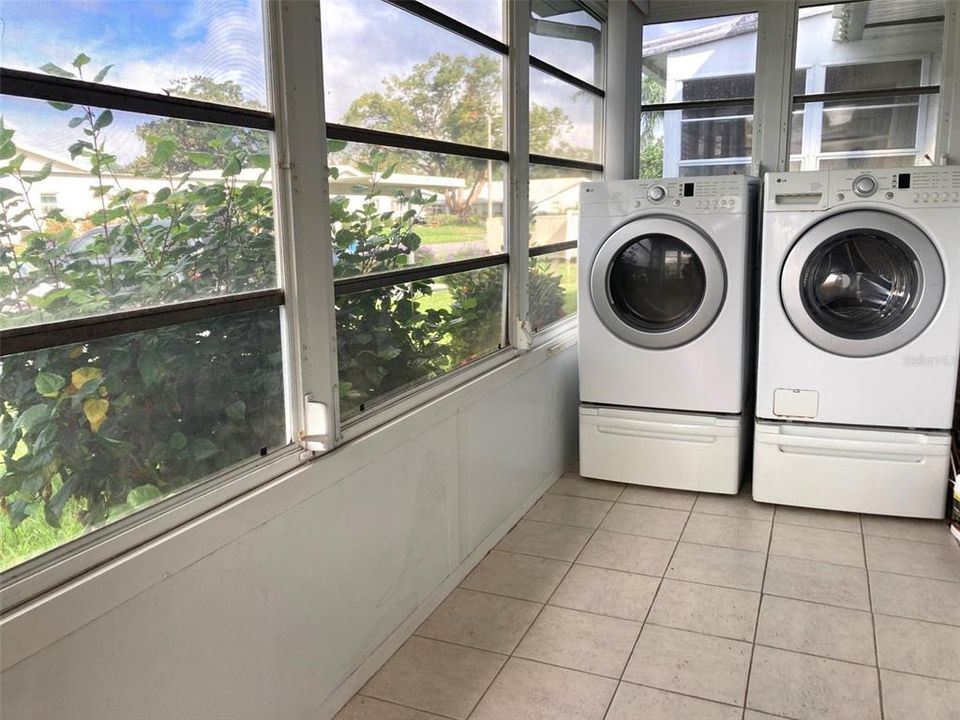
270 0 339 450
507 1 532 350
605 0 645 180
753 0 799 175
935 0 960 164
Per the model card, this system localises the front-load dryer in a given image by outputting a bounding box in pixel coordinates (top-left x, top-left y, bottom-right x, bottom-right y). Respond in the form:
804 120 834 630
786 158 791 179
578 176 759 493
753 167 960 517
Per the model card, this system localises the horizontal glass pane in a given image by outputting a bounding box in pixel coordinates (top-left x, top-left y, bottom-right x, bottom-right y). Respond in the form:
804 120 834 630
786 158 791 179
530 249 577 332
641 108 752 178
336 266 506 419
678 163 749 177
680 117 753 160
421 0 503 40
642 14 759 103
0 0 267 109
825 60 922 95
0 307 287 571
817 155 923 171
0 96 276 330
321 0 504 149
821 99 919 152
530 6 603 87
530 68 600 161
529 164 596 247
796 2 943 91
326 142 504 278
791 95 937 165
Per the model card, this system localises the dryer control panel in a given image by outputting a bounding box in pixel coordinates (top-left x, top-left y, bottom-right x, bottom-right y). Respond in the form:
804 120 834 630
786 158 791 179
765 167 960 211
581 176 755 217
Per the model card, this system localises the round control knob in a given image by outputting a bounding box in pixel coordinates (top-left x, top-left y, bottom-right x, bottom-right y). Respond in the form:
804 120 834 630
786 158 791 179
852 175 877 197
647 185 666 202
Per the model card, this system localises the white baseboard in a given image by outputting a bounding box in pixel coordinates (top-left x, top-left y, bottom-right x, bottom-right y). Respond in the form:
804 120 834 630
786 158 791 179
312 465 564 720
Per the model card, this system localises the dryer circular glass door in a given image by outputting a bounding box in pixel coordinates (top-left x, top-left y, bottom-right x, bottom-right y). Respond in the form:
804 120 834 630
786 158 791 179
589 216 726 348
781 210 945 357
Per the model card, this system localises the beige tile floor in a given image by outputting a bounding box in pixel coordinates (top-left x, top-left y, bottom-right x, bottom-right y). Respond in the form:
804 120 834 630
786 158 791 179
336 473 960 720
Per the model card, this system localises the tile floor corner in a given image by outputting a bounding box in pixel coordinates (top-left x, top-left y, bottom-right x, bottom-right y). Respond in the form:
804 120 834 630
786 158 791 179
336 473 960 720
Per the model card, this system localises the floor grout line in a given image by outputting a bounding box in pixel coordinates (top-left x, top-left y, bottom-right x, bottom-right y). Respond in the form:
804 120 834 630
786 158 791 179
470 546 960 622
861 514 885 720
615 678 748 711
464 484 636 718
354 692 458 719
601 497 700 720
351 480 960 719
741 500 777 720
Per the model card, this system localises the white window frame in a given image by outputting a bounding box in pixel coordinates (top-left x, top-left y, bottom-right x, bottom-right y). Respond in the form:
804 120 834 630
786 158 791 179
0 0 608 606
796 53 936 169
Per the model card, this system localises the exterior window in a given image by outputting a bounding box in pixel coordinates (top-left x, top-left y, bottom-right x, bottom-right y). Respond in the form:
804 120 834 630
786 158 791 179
640 14 760 178
0 4 284 572
791 1 944 170
39 192 58 212
336 267 505 419
529 2 604 332
320 0 513 418
321 0 504 149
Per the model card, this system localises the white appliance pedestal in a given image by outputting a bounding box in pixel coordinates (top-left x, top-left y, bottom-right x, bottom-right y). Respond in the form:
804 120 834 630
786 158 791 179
579 405 742 494
752 420 951 518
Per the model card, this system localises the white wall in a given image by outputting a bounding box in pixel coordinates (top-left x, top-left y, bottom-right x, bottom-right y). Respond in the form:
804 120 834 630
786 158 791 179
0 341 579 720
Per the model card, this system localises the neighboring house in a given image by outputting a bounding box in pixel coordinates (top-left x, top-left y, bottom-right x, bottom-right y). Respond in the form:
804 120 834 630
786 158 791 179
643 0 943 176
0 144 469 244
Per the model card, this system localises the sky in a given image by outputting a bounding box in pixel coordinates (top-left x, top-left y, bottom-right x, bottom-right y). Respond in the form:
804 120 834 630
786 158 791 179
0 0 598 164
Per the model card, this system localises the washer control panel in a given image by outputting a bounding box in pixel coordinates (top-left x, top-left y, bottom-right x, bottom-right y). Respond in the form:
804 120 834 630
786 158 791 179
582 176 753 217
852 174 878 197
765 167 960 211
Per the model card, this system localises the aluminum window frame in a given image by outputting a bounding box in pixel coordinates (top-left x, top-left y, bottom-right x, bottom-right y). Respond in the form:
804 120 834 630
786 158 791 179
325 0 518 427
525 0 606 338
0 0 319 610
791 52 941 169
639 10 763 177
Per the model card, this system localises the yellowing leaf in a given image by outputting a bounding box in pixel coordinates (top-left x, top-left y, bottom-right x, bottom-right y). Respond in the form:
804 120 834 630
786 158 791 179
82 398 109 433
69 346 84 358
71 367 102 390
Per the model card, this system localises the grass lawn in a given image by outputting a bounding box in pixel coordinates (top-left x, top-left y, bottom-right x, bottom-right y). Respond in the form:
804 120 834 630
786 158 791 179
417 224 486 245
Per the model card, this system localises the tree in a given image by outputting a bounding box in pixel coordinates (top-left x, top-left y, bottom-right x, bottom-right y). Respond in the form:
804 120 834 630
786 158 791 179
128 76 267 175
341 53 579 219
640 73 666 179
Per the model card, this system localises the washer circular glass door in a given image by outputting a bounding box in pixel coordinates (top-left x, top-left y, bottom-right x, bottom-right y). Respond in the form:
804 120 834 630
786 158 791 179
590 216 726 348
781 210 944 357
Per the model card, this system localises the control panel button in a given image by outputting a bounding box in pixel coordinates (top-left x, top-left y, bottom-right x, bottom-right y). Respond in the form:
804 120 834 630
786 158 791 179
852 174 877 197
647 185 666 202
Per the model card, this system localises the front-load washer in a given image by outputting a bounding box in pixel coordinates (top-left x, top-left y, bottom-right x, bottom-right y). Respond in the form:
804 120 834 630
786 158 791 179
578 176 759 493
753 167 960 517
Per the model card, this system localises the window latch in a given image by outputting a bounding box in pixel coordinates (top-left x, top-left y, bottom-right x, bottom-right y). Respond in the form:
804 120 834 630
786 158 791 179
298 395 332 454
518 317 534 351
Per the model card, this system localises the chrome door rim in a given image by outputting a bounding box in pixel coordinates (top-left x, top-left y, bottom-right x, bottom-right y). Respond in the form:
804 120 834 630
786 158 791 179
780 210 945 357
589 215 726 349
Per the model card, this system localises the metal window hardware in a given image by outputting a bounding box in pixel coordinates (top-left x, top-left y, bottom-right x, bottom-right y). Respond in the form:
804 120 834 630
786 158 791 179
299 395 333 454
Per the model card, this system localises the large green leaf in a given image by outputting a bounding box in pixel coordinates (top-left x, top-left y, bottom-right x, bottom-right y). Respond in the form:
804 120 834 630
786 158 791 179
93 64 114 83
39 62 74 78
14 404 50 432
44 474 80 528
35 372 66 397
93 110 113 131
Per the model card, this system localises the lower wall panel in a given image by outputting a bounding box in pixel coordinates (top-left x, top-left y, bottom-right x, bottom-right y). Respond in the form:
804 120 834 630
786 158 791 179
0 343 578 720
